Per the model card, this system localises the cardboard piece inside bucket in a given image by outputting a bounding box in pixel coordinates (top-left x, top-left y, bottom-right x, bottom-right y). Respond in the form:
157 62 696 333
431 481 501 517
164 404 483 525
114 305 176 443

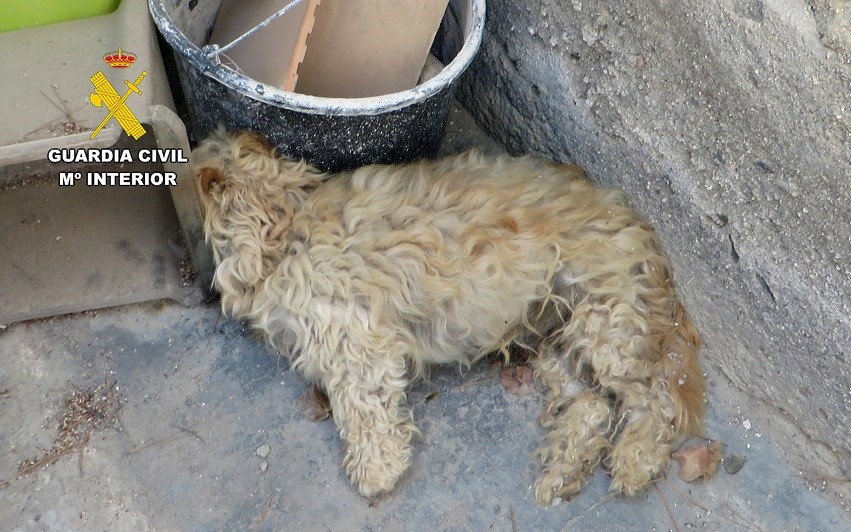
296 0 451 98
208 0 321 91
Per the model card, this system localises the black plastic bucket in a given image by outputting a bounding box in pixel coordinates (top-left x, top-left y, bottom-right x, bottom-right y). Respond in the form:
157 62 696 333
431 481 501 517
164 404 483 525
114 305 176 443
149 0 485 172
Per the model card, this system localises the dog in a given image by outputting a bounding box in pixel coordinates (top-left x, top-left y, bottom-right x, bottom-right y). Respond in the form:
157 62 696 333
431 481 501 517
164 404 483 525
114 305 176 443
193 129 705 505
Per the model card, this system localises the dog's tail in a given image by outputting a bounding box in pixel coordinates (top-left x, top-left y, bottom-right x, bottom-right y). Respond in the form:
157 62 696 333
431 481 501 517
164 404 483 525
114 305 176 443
661 302 705 437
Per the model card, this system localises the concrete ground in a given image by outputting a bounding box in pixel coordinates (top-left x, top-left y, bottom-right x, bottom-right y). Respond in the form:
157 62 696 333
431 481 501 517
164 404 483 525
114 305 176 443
1 107 849 530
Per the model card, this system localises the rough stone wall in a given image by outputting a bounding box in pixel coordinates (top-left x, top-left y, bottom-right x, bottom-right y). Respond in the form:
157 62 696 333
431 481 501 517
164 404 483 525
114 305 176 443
459 0 850 499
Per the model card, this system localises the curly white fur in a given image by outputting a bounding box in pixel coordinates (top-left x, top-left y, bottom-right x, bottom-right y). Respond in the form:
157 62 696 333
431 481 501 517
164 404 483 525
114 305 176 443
194 129 705 504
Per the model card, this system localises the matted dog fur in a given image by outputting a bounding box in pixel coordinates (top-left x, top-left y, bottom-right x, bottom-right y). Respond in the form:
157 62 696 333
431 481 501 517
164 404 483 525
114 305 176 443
194 129 705 505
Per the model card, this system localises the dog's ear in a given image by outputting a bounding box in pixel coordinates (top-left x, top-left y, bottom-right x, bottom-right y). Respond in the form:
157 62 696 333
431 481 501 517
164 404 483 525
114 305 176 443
198 166 226 194
235 130 275 156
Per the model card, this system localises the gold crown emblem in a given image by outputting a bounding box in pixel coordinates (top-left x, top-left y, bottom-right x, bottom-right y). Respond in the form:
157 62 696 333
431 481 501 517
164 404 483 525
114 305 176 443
103 48 136 69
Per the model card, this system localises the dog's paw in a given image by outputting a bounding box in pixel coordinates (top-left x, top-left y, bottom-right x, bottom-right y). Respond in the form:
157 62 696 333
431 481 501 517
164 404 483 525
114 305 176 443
344 423 416 497
355 466 405 498
606 438 671 495
533 469 586 506
531 408 611 506
532 437 608 506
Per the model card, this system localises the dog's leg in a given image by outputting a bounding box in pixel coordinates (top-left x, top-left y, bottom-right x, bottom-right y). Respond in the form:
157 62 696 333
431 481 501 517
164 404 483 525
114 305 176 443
308 323 418 498
540 298 674 497
562 256 700 495
536 216 703 503
534 348 614 505
600 302 703 496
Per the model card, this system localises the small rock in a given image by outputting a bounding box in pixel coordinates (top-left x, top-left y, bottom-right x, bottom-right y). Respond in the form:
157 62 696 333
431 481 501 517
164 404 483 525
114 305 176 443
742 419 751 430
724 453 746 475
260 461 268 473
256 445 270 458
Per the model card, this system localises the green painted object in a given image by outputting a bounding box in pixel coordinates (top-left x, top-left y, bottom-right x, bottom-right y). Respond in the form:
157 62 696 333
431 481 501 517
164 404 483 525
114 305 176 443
0 0 122 33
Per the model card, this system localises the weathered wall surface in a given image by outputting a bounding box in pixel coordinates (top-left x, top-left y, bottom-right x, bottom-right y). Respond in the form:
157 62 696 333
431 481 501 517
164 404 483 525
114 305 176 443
459 0 850 499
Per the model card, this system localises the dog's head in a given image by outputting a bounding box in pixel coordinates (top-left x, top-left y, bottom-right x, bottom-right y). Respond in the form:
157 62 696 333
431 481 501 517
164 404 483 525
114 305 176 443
193 128 322 316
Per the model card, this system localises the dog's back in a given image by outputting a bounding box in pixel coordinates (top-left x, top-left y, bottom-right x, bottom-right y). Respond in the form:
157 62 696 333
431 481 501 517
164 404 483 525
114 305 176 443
285 153 634 365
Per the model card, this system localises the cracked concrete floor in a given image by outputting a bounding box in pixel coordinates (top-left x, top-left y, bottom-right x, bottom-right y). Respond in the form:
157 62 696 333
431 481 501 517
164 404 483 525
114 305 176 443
2 301 849 531
1 107 849 530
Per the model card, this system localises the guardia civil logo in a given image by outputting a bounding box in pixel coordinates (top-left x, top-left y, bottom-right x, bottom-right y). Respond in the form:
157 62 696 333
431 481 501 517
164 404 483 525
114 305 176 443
88 49 147 140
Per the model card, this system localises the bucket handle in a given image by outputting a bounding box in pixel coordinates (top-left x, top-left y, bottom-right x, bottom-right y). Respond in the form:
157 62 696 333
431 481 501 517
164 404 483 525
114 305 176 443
203 0 309 61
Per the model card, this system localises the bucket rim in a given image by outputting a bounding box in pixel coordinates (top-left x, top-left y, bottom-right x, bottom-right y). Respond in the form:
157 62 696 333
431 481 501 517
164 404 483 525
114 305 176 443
148 0 485 117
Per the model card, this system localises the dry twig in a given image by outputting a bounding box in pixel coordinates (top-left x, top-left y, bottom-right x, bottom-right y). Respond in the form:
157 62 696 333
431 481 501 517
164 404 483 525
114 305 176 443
171 424 204 443
0 447 75 489
562 493 616 530
205 311 223 348
450 377 490 392
251 494 275 531
126 424 200 455
655 484 680 532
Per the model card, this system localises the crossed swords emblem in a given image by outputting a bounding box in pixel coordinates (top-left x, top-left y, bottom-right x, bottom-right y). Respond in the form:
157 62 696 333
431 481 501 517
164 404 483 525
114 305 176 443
88 70 147 140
